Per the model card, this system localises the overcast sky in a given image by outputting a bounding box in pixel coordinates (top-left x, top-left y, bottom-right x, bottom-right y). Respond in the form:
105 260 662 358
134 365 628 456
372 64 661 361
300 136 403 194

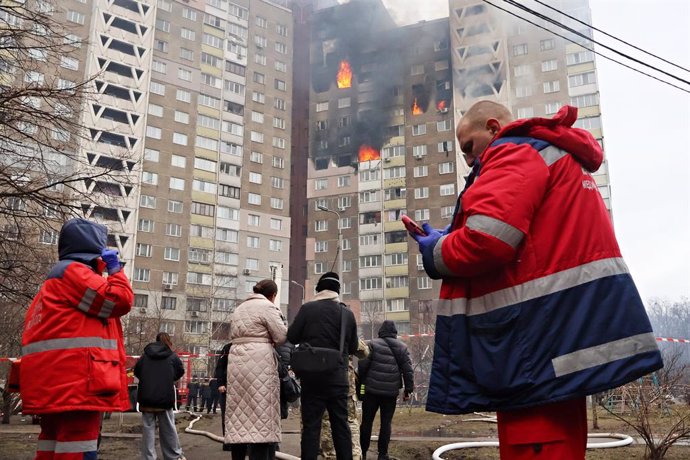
381 0 690 301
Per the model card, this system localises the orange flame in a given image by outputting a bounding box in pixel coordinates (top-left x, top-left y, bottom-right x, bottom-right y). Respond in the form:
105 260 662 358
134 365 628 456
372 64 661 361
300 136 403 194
437 100 448 112
337 60 352 89
412 97 423 115
358 144 380 162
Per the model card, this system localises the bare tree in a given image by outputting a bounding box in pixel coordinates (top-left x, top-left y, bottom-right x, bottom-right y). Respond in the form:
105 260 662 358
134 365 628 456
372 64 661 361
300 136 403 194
360 300 384 340
0 1 135 362
601 347 690 460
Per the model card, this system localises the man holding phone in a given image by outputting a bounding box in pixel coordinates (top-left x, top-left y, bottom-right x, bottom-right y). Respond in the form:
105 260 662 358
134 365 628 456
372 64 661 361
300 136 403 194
410 101 662 459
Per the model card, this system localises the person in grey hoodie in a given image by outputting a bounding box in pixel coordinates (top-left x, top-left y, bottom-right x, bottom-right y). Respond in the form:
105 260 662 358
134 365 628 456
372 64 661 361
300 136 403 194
134 332 185 460
358 321 413 460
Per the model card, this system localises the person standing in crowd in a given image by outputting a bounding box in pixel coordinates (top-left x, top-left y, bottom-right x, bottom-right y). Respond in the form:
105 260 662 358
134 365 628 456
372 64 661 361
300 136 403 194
20 218 133 460
186 376 200 412
320 338 369 460
208 378 220 414
200 378 212 414
214 343 232 448
134 332 186 460
225 279 287 460
358 321 414 460
275 341 294 420
287 272 358 460
414 101 663 459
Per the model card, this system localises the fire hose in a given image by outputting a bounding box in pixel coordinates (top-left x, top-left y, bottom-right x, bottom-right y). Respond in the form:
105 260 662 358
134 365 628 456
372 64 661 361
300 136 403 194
183 411 300 460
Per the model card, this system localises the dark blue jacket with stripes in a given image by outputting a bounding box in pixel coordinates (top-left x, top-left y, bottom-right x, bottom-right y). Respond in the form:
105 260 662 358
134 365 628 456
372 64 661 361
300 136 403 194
421 106 663 414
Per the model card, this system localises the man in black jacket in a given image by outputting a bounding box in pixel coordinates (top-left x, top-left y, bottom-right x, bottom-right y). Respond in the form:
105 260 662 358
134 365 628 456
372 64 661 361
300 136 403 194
134 332 186 460
213 343 231 450
358 321 414 460
287 272 358 460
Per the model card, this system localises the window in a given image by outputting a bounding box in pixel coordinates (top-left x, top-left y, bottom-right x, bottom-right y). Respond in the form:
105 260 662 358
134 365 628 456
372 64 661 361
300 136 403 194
174 111 189 124
176 89 191 103
541 59 558 72
163 272 179 286
202 73 221 88
182 8 197 21
155 19 170 33
165 223 182 237
168 200 183 213
202 33 223 49
169 177 185 190
255 54 267 66
275 42 287 54
248 193 261 205
515 85 533 98
543 80 561 93
245 258 259 270
185 321 208 334
134 268 150 282
271 198 284 209
540 39 555 51
178 68 192 81
517 107 534 118
161 297 177 310
136 243 152 257
412 145 427 158
255 15 267 28
247 236 260 249
514 64 531 77
274 98 286 111
220 163 241 177
191 202 214 216
570 93 599 108
315 220 328 232
248 172 262 184
152 60 166 74
272 157 285 169
270 218 282 230
574 116 602 130
413 165 429 177
412 124 426 136
337 97 351 108
276 23 288 37
275 60 287 73
415 187 429 199
414 209 430 221
316 102 328 112
164 247 180 261
158 0 172 12
170 154 186 168
385 253 408 266
567 50 595 66
440 183 456 196
273 117 286 130
196 136 218 151
360 277 382 291
569 71 597 87
181 28 196 41
140 195 156 208
313 262 325 275
513 43 528 56
269 240 282 252
215 251 238 265
437 119 452 132
138 219 154 232
315 241 328 253
253 72 265 84
250 132 264 143
199 94 220 109
384 167 405 179
271 177 284 189
272 137 287 149
218 206 239 220
252 92 265 104
216 227 238 243
225 80 245 97
275 79 286 91
172 133 188 146
193 179 216 194
190 225 214 239
67 11 85 25
439 162 454 174
187 272 212 285
142 171 158 185
545 102 562 115
255 35 267 48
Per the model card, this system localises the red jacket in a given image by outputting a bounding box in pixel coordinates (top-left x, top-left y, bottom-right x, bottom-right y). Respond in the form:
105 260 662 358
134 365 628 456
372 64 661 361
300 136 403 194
423 106 662 414
20 219 133 414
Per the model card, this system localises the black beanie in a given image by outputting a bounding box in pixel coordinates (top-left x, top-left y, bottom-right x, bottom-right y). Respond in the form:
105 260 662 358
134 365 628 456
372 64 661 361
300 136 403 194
316 272 340 294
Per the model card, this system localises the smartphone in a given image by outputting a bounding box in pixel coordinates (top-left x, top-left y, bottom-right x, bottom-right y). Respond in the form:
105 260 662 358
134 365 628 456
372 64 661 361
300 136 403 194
401 215 426 236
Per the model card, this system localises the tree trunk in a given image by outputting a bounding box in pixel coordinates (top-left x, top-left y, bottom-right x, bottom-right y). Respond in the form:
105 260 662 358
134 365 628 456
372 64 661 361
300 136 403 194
591 394 599 430
1 390 13 424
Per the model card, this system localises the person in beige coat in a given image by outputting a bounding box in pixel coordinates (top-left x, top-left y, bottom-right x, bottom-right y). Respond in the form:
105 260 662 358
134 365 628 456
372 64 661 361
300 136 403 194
225 279 287 460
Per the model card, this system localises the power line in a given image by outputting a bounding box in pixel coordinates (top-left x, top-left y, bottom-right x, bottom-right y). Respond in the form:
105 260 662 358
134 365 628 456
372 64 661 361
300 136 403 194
531 0 690 74
480 0 690 94
500 0 690 86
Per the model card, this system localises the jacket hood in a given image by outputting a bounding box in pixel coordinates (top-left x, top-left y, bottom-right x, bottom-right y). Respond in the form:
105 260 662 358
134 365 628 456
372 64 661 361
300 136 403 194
378 320 398 338
493 105 603 172
58 218 107 263
312 289 340 302
144 341 173 360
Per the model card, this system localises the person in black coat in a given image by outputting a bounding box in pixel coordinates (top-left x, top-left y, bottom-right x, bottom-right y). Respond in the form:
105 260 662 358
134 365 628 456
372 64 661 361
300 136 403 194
214 343 232 451
187 376 200 411
358 321 413 460
287 272 358 460
134 332 186 460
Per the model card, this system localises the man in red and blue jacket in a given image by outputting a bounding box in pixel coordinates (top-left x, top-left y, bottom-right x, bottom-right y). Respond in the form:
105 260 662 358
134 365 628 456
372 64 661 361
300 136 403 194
21 218 133 460
414 101 663 459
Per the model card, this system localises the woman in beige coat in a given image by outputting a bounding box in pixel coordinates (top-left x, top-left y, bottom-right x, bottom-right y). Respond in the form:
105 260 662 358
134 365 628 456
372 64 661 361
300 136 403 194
225 279 287 460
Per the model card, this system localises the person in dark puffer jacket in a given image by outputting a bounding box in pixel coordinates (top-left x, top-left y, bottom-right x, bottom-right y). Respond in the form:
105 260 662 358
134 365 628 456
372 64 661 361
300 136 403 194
134 332 185 460
358 321 413 460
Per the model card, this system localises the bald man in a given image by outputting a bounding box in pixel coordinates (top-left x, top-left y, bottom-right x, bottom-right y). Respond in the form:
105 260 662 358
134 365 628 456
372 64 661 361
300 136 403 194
412 101 662 459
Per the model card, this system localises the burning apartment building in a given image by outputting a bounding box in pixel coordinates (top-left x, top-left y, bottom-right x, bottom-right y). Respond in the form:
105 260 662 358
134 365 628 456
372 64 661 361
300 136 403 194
298 0 457 337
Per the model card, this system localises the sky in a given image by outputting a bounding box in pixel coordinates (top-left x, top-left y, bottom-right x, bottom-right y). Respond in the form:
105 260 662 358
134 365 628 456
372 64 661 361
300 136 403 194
380 0 690 301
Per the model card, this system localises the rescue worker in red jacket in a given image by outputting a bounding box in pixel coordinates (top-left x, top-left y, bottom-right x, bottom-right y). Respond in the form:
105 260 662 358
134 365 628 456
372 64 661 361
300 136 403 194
414 101 662 459
20 218 134 460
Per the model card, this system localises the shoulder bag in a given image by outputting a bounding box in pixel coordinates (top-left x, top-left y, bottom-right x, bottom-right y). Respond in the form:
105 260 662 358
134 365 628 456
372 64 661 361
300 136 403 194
290 306 346 374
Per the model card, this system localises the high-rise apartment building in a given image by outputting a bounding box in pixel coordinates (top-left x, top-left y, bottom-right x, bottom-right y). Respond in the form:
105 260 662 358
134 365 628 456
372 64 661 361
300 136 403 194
34 0 294 364
294 0 611 338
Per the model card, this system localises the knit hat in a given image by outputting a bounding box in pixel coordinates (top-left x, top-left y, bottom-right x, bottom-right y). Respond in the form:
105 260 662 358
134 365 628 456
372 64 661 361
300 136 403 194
316 272 340 294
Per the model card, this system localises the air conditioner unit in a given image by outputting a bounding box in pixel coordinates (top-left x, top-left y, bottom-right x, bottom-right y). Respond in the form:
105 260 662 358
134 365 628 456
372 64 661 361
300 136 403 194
384 158 391 162
139 307 147 314
438 108 449 114
242 268 251 276
191 311 199 317
163 284 172 291
414 154 424 160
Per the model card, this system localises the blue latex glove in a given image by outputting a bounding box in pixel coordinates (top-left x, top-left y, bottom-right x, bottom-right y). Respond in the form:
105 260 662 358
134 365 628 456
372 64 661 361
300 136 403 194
443 224 452 235
412 223 443 252
101 249 121 275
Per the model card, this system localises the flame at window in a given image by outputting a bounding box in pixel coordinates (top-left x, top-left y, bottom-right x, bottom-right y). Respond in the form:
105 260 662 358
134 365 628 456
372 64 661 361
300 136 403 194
358 144 380 162
437 100 448 112
337 60 352 89
412 97 424 115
